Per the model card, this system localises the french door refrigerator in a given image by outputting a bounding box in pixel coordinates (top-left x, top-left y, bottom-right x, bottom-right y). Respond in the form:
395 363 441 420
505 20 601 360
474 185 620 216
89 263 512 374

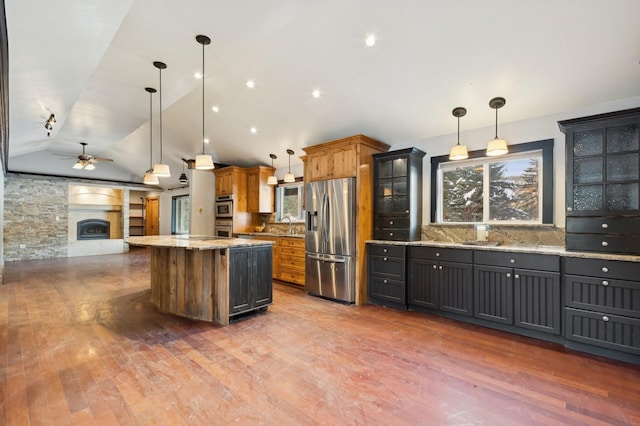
305 177 356 303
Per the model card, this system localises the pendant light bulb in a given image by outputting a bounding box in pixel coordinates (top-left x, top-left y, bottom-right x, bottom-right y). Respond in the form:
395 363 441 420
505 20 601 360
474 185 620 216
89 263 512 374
284 149 295 183
267 153 278 185
487 97 508 157
194 35 215 170
449 107 469 160
152 61 170 177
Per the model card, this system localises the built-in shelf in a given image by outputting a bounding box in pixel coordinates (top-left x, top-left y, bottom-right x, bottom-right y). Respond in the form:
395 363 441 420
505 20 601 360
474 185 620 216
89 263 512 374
129 202 145 236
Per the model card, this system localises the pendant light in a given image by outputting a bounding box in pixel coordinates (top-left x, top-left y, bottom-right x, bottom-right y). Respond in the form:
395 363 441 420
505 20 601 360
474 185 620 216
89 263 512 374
152 61 171 177
195 35 215 170
284 149 295 183
449 107 468 160
143 87 159 185
267 153 278 185
486 96 508 157
179 160 188 185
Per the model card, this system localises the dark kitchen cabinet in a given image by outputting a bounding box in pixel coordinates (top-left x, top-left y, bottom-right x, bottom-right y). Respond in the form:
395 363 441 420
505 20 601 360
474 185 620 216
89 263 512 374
559 108 640 254
563 257 640 356
229 245 273 316
367 243 407 309
408 246 473 316
373 148 426 241
473 251 561 335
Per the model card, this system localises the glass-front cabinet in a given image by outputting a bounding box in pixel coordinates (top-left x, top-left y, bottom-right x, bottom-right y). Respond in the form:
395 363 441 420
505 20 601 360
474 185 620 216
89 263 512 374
373 147 425 241
559 108 640 254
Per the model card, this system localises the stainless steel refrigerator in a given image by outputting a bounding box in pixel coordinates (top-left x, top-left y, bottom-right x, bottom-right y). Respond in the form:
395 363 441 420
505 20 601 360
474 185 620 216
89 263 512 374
305 177 356 303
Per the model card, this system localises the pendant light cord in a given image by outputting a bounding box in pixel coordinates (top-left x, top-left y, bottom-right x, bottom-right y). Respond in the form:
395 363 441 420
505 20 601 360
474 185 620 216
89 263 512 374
159 67 163 162
457 115 461 145
494 107 498 139
202 41 205 154
149 91 153 168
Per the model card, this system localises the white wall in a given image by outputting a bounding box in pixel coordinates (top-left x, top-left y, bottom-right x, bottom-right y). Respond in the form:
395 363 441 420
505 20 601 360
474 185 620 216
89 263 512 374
189 169 215 235
388 96 640 226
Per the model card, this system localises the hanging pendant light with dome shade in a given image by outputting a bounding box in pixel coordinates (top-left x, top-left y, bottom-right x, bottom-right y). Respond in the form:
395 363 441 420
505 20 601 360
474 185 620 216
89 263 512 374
179 160 188 185
284 149 295 183
143 87 159 185
195 35 215 170
486 96 509 157
267 153 278 185
152 61 170 177
448 106 468 160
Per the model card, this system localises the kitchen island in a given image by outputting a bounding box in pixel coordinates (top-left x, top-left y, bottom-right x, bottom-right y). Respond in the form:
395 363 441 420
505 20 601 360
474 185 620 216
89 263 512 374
126 235 273 326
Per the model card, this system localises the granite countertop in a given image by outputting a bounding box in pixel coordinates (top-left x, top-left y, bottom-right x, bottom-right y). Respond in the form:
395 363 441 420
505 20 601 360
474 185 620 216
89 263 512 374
366 239 640 262
237 232 305 239
126 235 275 250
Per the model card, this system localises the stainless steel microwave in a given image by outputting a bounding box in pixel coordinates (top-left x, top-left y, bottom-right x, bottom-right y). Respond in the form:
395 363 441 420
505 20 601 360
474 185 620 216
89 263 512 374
215 195 233 218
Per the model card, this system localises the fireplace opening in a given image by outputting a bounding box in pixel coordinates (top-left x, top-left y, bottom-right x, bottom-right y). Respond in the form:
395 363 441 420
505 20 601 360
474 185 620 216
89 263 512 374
77 219 110 240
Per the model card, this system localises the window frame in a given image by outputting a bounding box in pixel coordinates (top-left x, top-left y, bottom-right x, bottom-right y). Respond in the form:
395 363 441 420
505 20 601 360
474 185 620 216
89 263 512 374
275 181 305 222
430 139 554 224
171 194 190 235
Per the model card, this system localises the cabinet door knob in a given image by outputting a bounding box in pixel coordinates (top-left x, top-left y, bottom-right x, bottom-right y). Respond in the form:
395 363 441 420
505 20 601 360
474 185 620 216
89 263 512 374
567 207 573 211
602 267 609 273
383 279 388 284
389 232 394 236
601 241 608 247
436 252 440 257
439 265 443 270
602 280 609 286
510 259 516 264
506 273 512 278
602 315 609 322
389 220 394 225
432 265 437 269
601 223 608 229
383 248 388 253
383 257 388 261
514 274 520 279
405 210 409 213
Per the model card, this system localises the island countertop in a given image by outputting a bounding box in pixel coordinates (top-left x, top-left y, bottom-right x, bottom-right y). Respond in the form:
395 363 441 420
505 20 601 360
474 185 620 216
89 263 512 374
126 235 274 250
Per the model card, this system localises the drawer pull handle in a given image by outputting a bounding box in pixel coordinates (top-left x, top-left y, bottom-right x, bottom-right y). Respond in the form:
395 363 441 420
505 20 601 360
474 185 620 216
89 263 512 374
602 280 609 286
389 220 394 225
601 241 608 247
567 207 572 211
389 232 394 236
601 223 608 229
602 316 609 322
432 265 437 269
436 252 440 257
383 257 388 261
439 265 443 270
383 279 388 284
514 274 519 279
602 267 609 273
383 248 388 253
510 259 515 264
506 273 511 278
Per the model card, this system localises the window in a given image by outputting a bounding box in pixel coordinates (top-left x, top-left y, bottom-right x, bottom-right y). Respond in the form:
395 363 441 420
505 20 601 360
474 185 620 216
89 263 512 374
431 139 554 224
171 195 190 234
276 182 305 222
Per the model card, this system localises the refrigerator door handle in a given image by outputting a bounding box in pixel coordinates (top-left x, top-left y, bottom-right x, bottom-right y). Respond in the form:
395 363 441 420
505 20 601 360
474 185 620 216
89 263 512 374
321 192 329 246
307 254 346 263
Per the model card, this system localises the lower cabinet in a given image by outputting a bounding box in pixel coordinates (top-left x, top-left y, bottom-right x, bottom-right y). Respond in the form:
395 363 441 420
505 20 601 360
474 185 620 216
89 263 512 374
474 251 561 335
407 246 473 316
254 236 305 286
367 243 407 309
564 257 640 356
228 245 273 316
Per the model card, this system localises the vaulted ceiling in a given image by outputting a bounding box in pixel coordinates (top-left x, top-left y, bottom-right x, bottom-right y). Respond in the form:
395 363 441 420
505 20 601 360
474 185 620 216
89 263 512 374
5 0 640 187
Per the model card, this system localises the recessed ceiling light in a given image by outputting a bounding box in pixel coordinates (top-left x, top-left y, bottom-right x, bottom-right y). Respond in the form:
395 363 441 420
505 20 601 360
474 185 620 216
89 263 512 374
365 34 376 47
312 89 321 98
194 72 202 79
211 105 219 112
246 80 255 89
204 138 210 144
250 127 257 134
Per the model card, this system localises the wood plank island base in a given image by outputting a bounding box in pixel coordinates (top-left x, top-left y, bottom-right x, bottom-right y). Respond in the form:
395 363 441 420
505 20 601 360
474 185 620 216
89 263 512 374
126 235 273 326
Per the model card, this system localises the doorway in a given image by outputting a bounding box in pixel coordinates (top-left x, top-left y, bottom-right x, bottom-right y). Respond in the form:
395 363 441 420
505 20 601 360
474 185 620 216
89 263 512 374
145 196 160 235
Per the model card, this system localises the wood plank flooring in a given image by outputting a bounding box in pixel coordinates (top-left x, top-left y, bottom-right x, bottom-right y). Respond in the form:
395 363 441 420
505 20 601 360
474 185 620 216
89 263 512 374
1 247 639 425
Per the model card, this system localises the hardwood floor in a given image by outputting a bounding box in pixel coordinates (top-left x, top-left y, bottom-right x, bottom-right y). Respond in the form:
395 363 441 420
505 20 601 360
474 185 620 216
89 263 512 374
1 247 639 425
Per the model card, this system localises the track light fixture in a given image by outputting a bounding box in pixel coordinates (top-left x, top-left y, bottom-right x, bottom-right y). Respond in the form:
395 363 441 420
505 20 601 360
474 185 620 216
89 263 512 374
267 154 278 185
449 107 468 160
487 97 509 156
284 149 295 183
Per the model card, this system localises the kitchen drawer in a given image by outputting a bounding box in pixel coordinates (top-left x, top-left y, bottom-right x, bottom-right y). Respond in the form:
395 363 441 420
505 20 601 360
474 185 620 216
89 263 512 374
409 246 473 263
369 276 405 304
374 229 411 241
279 269 304 285
565 274 640 318
474 250 559 272
369 255 405 280
567 216 640 235
368 244 405 258
280 247 304 257
280 254 305 272
280 237 305 248
375 217 411 229
566 234 640 255
564 257 640 281
565 307 640 356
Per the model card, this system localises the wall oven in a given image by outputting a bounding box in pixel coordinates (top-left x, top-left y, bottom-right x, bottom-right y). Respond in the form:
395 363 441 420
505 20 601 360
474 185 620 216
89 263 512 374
214 219 233 238
215 195 233 218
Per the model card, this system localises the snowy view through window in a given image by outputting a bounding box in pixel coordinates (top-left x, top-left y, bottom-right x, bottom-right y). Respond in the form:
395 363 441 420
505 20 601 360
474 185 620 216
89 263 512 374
440 154 541 223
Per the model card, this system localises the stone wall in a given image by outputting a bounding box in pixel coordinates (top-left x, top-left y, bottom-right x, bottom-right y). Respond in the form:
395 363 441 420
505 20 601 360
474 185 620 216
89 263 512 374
4 176 69 261
421 224 565 246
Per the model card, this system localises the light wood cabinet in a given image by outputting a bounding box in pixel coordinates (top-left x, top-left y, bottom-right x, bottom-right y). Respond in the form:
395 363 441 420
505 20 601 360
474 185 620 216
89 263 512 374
214 166 248 212
303 134 390 305
254 235 304 286
247 166 275 213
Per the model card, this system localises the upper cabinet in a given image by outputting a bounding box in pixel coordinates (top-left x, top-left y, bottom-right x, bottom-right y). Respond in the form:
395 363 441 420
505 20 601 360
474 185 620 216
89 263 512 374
214 166 248 211
559 107 640 254
306 144 357 181
247 166 275 213
373 148 426 241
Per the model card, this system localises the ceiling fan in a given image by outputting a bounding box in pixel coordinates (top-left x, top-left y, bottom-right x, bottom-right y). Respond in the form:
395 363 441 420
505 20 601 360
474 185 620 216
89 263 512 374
59 142 114 170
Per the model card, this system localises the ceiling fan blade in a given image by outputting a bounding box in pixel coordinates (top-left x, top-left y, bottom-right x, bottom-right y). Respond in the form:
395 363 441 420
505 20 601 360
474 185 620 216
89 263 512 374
92 157 114 162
